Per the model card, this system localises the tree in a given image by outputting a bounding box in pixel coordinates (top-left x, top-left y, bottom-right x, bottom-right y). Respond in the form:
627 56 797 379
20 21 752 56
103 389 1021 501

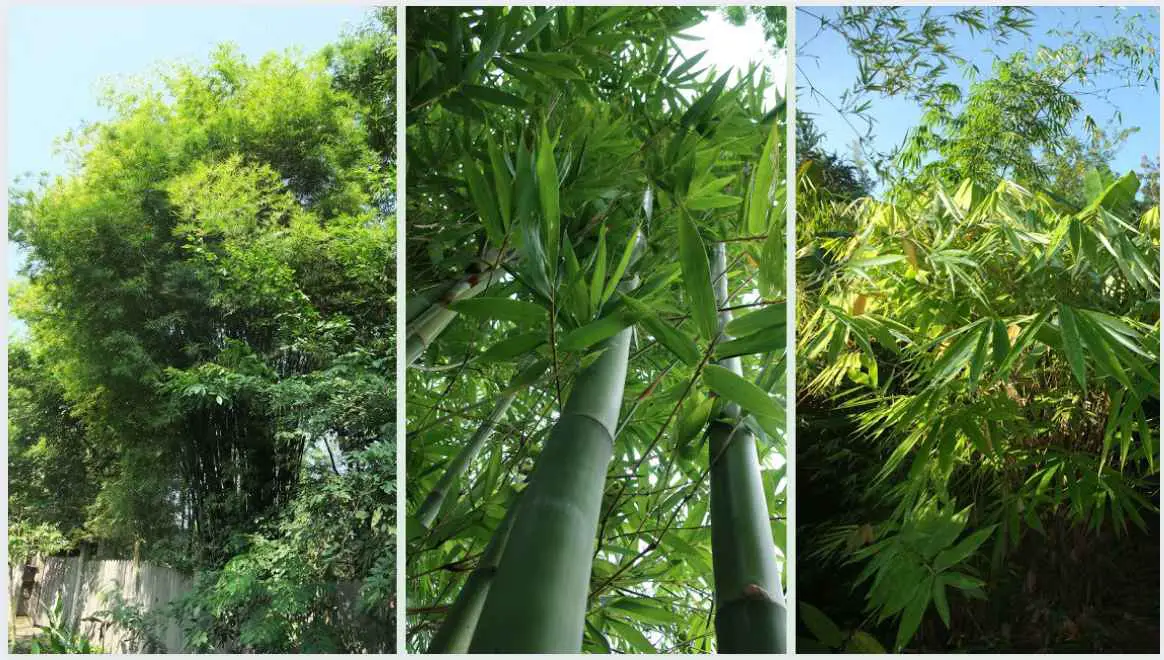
9 9 396 652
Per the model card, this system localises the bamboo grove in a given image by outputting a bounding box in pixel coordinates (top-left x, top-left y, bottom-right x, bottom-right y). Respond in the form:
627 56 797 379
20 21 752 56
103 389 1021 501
793 6 1160 652
8 10 396 652
404 7 788 653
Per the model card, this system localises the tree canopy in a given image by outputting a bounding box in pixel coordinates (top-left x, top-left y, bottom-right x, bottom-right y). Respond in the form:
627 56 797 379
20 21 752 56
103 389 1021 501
8 8 395 652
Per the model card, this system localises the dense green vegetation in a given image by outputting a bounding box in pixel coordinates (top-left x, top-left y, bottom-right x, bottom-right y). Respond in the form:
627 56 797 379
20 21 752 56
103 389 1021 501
404 6 787 653
796 7 1160 652
8 9 395 652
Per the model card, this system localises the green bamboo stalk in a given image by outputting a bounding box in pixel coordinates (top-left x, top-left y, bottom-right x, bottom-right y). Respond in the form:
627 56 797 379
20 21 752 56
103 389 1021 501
427 495 522 653
707 243 786 653
414 388 519 530
468 328 633 652
406 257 509 366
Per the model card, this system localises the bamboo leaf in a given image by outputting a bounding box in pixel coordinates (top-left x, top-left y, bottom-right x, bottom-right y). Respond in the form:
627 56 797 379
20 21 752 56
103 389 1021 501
997 310 1050 377
450 297 546 324
933 525 996 573
536 121 560 273
602 226 641 304
725 303 785 338
747 117 781 234
590 226 607 314
687 193 743 210
462 156 504 244
1057 304 1087 391
894 581 931 651
680 71 730 129
929 321 985 384
559 311 633 352
932 578 951 628
461 84 528 108
715 328 786 359
800 602 843 648
678 212 718 341
485 132 513 229
702 364 781 419
990 318 1010 366
480 332 546 362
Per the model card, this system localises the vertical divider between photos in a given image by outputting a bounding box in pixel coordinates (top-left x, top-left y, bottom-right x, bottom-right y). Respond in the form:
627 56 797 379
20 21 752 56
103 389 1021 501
784 4 798 652
395 2 407 653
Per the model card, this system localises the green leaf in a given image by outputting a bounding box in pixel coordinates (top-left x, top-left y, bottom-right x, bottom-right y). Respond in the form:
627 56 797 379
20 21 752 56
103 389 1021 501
559 311 634 352
485 132 513 229
501 358 551 394
845 631 887 653
894 580 931 651
966 323 990 392
702 364 781 419
602 226 641 304
932 578 951 628
746 117 781 235
461 84 527 108
1075 312 1135 391
1057 304 1087 391
606 618 656 653
449 297 546 324
590 226 607 314
536 121 560 274
462 156 504 244
624 300 701 366
929 321 985 384
480 332 546 362
933 525 996 573
990 318 1010 366
680 71 730 129
725 302 785 338
849 254 906 269
759 219 784 297
677 212 718 341
687 193 742 210
800 602 843 648
997 310 1050 377
715 328 786 359
506 53 584 79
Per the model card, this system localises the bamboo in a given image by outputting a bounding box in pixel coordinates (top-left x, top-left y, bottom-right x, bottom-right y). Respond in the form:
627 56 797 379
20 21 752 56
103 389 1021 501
414 388 519 530
708 244 786 652
427 496 521 653
406 256 509 366
468 328 632 652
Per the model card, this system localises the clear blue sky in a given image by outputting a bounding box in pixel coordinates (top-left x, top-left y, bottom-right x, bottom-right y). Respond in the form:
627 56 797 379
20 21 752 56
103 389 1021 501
6 4 372 279
797 6 1160 189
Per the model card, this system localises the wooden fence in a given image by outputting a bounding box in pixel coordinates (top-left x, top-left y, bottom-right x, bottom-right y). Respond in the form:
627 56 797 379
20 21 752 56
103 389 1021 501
22 555 192 652
16 555 392 653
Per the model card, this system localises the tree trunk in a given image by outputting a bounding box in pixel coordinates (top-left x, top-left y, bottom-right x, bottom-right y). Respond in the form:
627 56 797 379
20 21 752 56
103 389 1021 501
708 243 786 652
468 328 632 652
427 495 521 653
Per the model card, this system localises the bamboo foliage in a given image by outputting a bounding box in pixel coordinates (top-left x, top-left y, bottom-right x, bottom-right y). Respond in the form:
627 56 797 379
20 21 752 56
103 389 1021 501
405 6 788 652
797 167 1160 650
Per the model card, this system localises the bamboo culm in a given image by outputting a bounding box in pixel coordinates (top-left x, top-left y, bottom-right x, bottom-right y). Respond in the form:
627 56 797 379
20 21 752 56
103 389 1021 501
414 387 519 529
406 256 509 366
468 328 633 652
427 494 522 653
707 243 787 653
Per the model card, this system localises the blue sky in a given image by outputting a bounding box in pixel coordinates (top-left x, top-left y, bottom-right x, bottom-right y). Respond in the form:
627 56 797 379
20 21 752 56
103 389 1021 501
6 4 371 279
797 6 1160 189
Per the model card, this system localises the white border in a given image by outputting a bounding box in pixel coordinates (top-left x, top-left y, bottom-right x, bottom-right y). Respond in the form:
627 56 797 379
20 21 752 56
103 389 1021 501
396 2 409 654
